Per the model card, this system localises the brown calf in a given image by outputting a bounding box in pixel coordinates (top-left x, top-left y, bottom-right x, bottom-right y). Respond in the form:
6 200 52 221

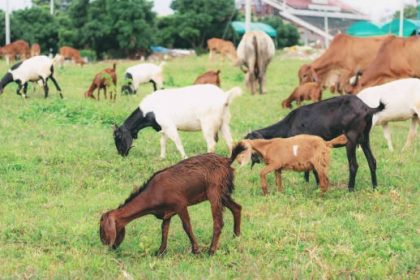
207 38 237 62
231 135 347 195
193 70 221 87
84 63 117 100
30 43 41 57
99 153 241 255
59 46 85 66
0 40 30 64
281 82 322 109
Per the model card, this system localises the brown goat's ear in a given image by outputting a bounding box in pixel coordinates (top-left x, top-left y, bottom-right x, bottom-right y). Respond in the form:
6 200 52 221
100 213 117 248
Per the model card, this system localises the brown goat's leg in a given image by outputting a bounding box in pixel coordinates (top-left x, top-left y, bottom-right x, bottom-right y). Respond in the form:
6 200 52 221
178 208 199 254
259 165 276 195
97 88 100 101
314 167 329 193
275 169 283 192
208 199 224 255
104 87 107 100
157 217 172 256
222 196 241 236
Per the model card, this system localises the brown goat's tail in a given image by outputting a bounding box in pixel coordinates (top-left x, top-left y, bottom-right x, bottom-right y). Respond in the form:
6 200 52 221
326 134 347 148
229 142 247 164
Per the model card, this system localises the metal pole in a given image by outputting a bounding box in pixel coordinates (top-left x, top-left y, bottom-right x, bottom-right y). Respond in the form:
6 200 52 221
324 15 329 47
5 0 10 45
50 0 54 15
245 0 251 32
399 6 404 37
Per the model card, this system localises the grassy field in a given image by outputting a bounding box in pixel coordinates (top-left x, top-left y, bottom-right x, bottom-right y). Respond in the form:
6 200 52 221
0 54 419 279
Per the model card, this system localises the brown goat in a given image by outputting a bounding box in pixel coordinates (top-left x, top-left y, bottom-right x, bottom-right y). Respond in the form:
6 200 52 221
231 135 347 195
207 38 237 62
59 46 85 66
30 43 41 57
84 63 117 100
99 153 242 255
193 70 221 87
282 82 322 109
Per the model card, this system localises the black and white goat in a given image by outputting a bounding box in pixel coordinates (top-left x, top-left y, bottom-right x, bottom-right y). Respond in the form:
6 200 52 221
121 62 164 94
245 95 385 192
0 55 62 98
114 84 242 158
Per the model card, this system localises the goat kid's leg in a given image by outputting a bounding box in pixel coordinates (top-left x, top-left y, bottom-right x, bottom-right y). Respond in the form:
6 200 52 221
304 171 310 183
382 123 394 151
208 196 224 255
16 82 23 97
259 165 276 195
22 83 28 98
313 169 320 185
222 196 241 236
402 116 418 151
275 169 283 192
178 208 199 254
160 133 168 159
313 167 329 194
42 78 49 98
157 217 173 256
220 119 233 153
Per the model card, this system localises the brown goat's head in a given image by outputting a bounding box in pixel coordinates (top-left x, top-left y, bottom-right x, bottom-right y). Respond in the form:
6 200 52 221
99 212 126 249
298 64 318 84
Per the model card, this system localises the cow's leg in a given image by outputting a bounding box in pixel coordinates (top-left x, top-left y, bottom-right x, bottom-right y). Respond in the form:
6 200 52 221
382 122 394 151
402 116 418 151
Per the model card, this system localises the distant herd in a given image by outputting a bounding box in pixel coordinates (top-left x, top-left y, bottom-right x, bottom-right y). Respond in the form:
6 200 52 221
1 32 419 255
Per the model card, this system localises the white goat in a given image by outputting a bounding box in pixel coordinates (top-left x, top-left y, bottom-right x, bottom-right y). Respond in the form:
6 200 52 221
121 62 164 94
0 55 62 98
357 78 420 151
113 84 242 158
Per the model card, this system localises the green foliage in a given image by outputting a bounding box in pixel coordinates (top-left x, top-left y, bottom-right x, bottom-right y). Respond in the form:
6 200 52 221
156 0 237 49
10 7 59 52
261 16 300 48
393 5 418 19
79 49 97 62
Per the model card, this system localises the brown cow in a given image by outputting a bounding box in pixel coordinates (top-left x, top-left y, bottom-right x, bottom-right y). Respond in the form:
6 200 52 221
207 38 237 62
193 70 221 87
298 34 389 94
58 46 85 66
0 40 30 64
30 43 41 57
348 36 420 94
281 82 322 109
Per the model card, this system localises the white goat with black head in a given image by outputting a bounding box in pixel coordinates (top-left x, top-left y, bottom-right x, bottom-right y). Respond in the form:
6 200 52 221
113 84 242 158
121 62 164 94
0 55 62 98
357 78 420 151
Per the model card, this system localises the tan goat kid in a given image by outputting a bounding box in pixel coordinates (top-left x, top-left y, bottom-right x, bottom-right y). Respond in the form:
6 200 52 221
231 135 347 195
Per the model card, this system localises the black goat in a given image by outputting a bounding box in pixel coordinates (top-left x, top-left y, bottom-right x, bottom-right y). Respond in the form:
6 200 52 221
245 95 385 192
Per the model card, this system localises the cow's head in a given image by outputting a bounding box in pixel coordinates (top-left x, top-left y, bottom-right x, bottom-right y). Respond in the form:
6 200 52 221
113 124 134 156
298 64 318 84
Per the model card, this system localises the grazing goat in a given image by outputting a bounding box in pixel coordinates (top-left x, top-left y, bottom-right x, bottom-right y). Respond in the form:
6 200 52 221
236 31 275 95
231 135 347 195
84 63 117 100
30 43 41 57
357 78 420 151
99 153 242 255
113 84 242 158
0 55 62 98
281 82 322 109
193 70 221 87
207 38 237 62
245 95 385 192
121 62 164 94
58 46 85 66
0 40 30 64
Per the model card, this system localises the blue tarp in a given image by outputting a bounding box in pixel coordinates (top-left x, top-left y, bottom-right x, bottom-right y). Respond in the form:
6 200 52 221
231 21 277 37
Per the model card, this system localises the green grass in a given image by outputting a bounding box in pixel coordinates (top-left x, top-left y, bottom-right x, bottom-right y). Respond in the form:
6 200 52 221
0 55 419 279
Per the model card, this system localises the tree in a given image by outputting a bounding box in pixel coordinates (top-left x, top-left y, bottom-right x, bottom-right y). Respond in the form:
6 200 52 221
393 5 418 19
261 16 300 48
10 7 59 52
157 0 237 49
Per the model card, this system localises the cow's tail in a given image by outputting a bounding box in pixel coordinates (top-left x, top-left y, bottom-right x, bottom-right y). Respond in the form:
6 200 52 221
225 87 242 105
252 35 259 77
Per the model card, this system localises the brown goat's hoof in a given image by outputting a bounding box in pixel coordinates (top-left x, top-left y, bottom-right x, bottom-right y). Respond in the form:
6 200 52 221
208 249 216 256
155 249 166 257
192 247 200 255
